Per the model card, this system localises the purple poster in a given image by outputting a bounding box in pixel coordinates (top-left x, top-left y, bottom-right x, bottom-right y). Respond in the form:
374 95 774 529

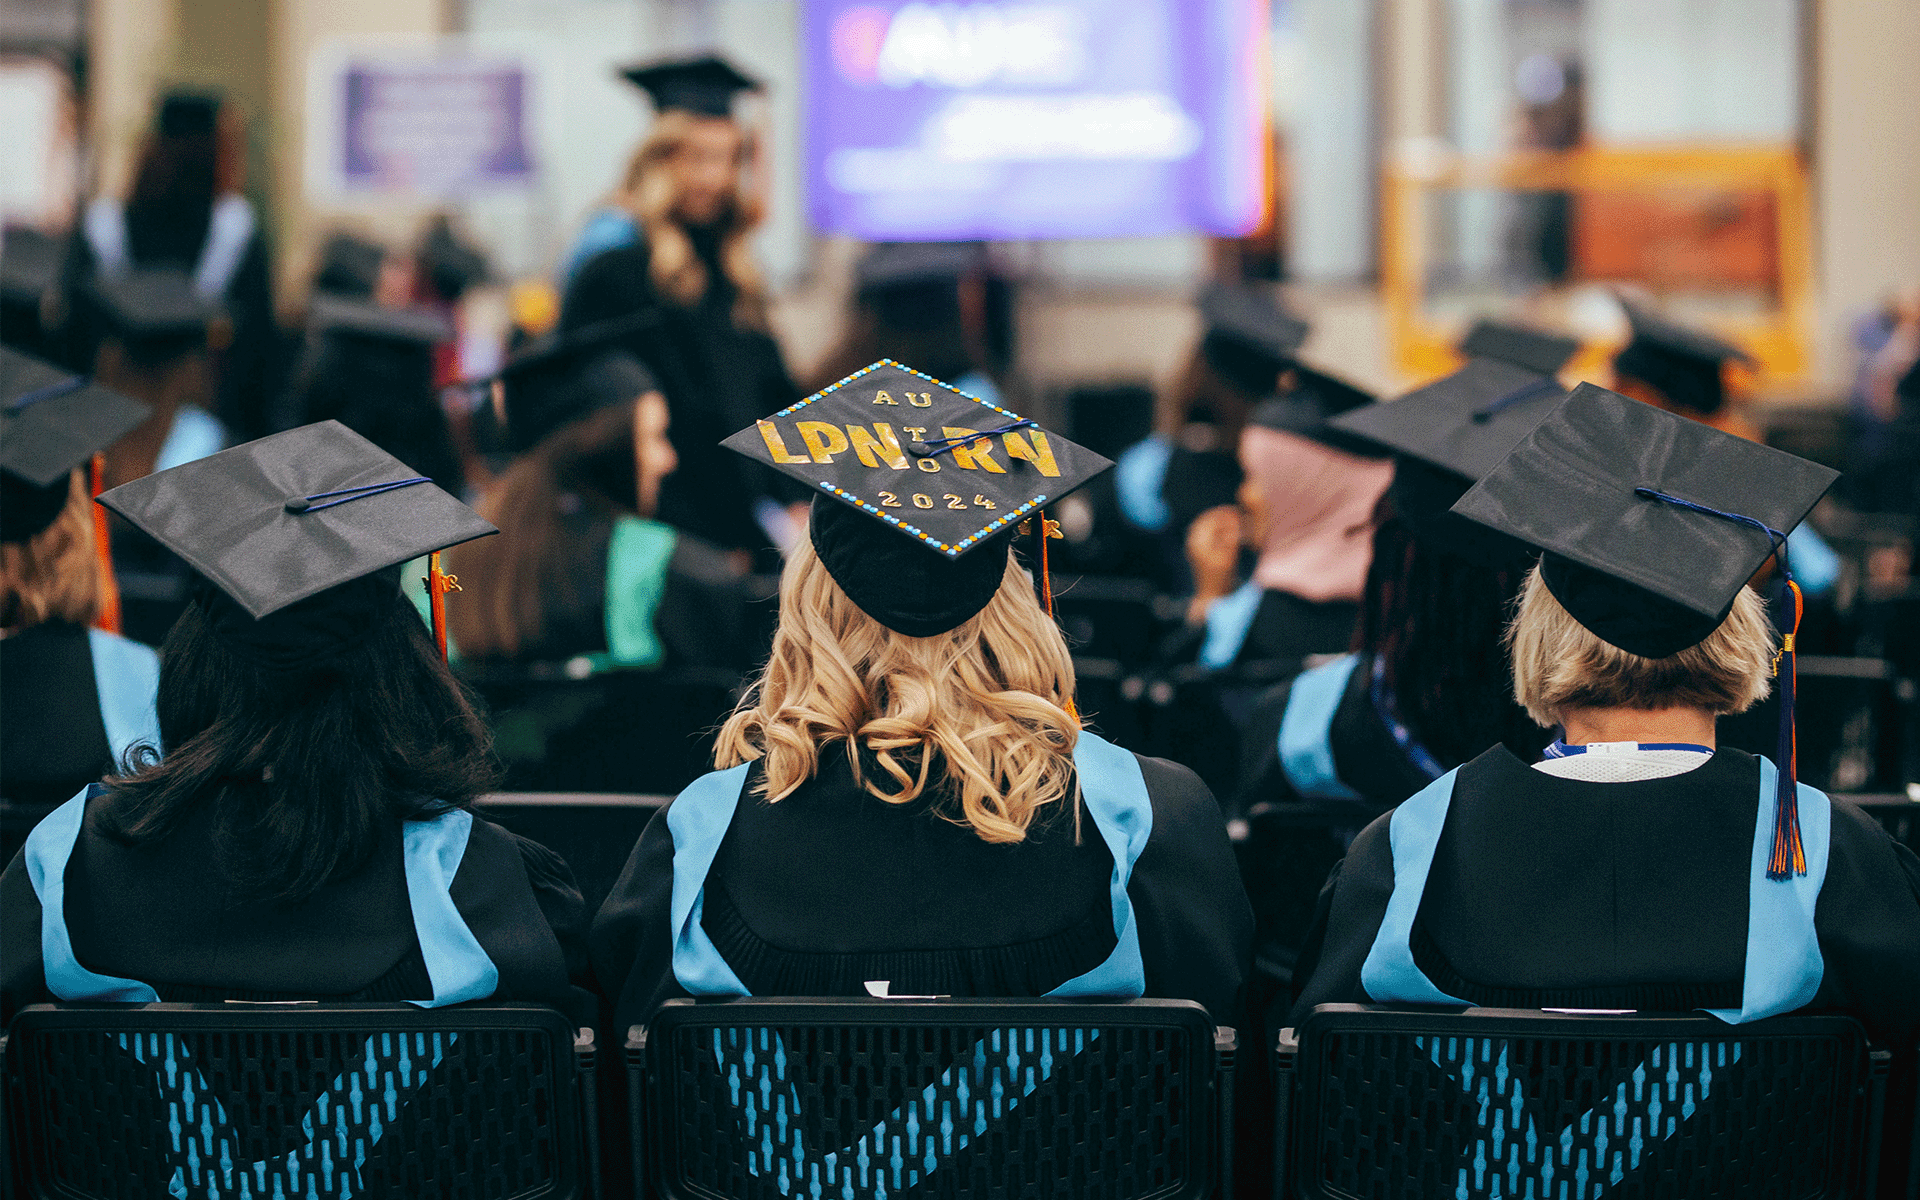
804 0 1268 240
339 59 535 196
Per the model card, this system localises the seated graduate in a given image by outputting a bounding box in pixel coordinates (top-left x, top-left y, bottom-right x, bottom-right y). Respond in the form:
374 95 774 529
0 421 590 1021
1 352 156 808
1172 376 1394 673
1289 383 1920 1060
590 362 1252 1031
444 319 773 673
811 241 1008 407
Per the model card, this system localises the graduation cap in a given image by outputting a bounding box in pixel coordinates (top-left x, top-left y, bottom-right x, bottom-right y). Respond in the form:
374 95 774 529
85 269 220 365
97 421 496 665
1329 356 1567 564
157 90 220 138
493 316 662 453
1248 366 1385 459
723 360 1113 637
1198 283 1310 396
307 296 452 346
1452 382 1838 879
1612 297 1752 416
1 227 60 305
2 349 150 543
312 231 387 300
1457 318 1580 376
854 242 986 293
619 54 761 118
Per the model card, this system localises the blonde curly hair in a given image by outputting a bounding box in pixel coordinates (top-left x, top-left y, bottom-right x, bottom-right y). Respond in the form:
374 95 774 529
714 538 1081 844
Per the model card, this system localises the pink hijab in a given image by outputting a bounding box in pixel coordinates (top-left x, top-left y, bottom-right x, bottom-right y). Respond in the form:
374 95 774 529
1239 423 1394 603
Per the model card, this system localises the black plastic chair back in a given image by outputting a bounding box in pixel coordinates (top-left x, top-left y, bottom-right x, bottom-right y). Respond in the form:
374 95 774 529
1277 1005 1888 1200
4 1002 598 1200
633 997 1233 1200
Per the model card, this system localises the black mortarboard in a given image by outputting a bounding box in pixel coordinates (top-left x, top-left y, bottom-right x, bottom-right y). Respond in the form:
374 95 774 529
854 242 985 293
1611 297 1752 416
1248 366 1385 459
307 296 451 346
1330 357 1567 565
312 231 387 300
1 227 60 304
1452 381 1836 658
85 269 219 365
97 421 495 666
1198 283 1310 395
1458 318 1580 376
723 360 1113 636
2 349 150 542
157 91 220 138
619 54 761 118
495 317 662 453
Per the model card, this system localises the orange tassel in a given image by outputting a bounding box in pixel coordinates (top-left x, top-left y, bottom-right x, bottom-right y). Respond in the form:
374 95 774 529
88 454 123 635
424 551 459 661
1034 511 1079 725
1766 579 1806 880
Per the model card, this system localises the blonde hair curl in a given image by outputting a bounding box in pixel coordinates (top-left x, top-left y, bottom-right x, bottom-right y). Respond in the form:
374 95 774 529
616 110 768 328
715 538 1081 844
2 471 105 631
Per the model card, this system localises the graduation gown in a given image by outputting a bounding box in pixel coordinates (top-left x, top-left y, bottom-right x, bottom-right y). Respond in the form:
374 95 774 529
0 623 161 808
1289 744 1920 1053
0 786 591 1023
560 225 800 550
589 733 1252 1033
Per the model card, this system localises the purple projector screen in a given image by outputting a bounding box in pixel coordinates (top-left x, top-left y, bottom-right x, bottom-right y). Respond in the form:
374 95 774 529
805 0 1268 241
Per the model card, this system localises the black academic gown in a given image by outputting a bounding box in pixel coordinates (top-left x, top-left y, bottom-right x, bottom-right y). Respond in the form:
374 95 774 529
560 225 800 551
589 742 1252 1034
0 788 592 1024
0 624 147 810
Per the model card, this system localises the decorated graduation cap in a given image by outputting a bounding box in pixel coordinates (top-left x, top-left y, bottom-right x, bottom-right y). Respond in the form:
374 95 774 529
157 90 220 138
1247 365 1384 459
1457 318 1580 377
1612 296 1752 416
1329 356 1567 564
97 421 495 665
619 54 762 118
723 360 1113 637
85 269 221 365
2 349 149 543
1453 381 1838 878
493 315 662 454
1198 283 1310 396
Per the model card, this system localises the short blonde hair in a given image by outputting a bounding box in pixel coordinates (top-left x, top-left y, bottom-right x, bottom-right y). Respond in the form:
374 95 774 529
1 471 105 631
714 538 1080 845
1507 564 1775 728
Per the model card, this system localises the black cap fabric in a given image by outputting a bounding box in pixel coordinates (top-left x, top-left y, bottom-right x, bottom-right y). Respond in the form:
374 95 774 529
1198 283 1309 395
1452 382 1838 657
495 317 662 453
2 349 150 542
1458 318 1580 376
723 360 1113 635
619 54 761 117
312 232 387 300
1 227 60 304
1612 297 1752 416
157 91 220 137
85 269 219 364
307 296 452 346
1329 357 1567 482
1249 366 1384 458
854 242 985 293
97 420 496 622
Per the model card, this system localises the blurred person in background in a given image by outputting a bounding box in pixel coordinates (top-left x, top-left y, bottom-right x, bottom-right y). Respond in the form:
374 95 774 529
60 91 277 443
810 241 1005 405
560 55 802 557
445 322 770 674
1 355 155 810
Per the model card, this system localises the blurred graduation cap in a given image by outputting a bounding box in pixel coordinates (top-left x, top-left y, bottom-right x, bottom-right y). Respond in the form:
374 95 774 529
2 349 150 542
157 90 220 138
492 315 662 453
1330 356 1567 564
1612 296 1752 416
1457 318 1580 377
97 421 495 666
312 231 387 301
1247 366 1385 460
1 227 60 306
854 242 986 294
307 295 452 347
619 54 761 118
1453 380 1838 879
723 360 1113 636
84 269 220 365
1198 283 1310 396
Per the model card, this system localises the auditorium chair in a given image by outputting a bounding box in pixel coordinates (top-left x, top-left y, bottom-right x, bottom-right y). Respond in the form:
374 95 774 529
3 1002 600 1199
628 997 1237 1200
1274 1004 1893 1200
